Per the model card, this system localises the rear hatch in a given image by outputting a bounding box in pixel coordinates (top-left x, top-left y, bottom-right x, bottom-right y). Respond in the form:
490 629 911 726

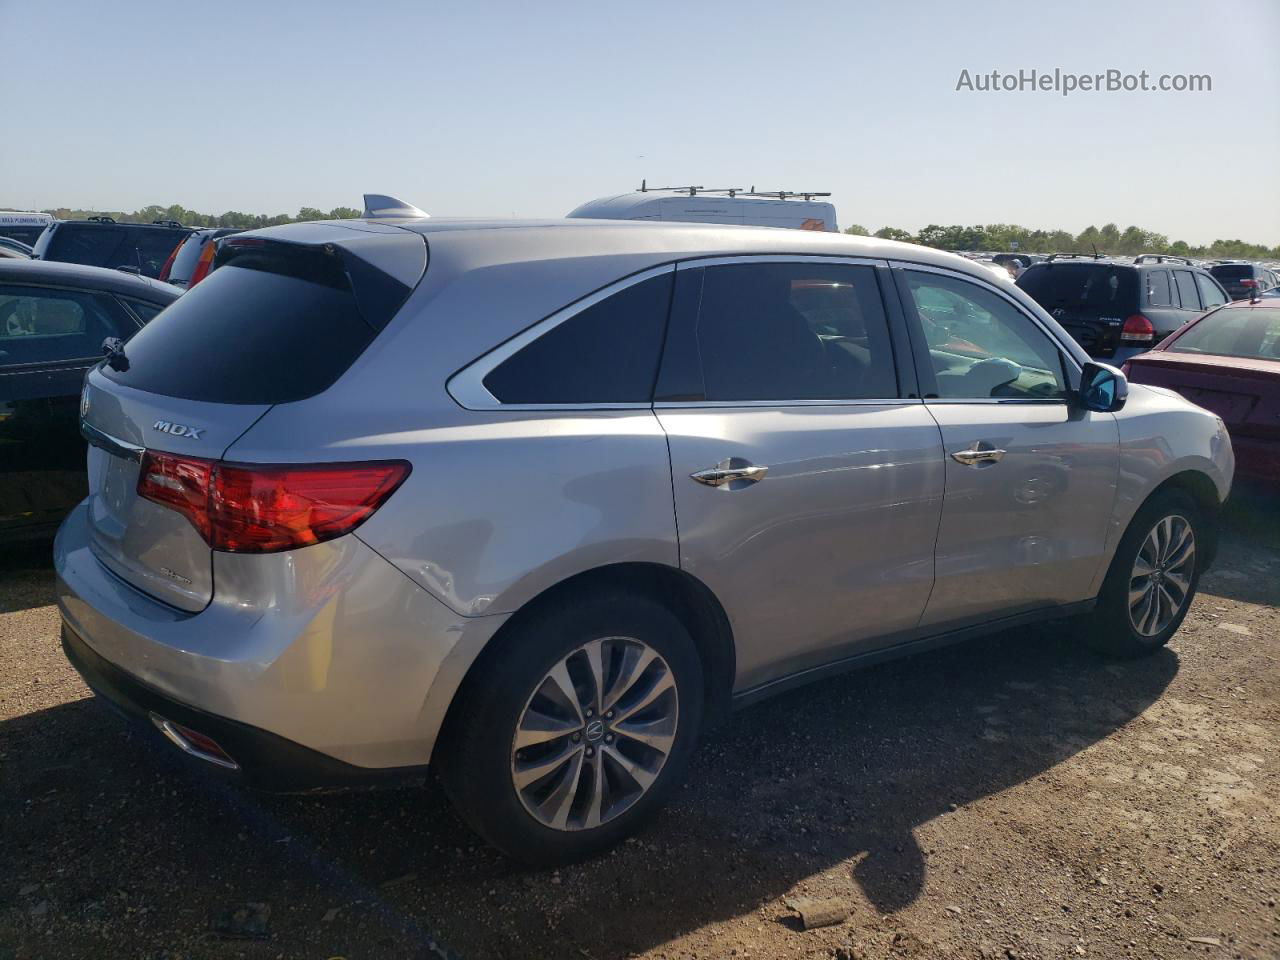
1017 263 1139 357
78 223 427 611
1209 265 1256 301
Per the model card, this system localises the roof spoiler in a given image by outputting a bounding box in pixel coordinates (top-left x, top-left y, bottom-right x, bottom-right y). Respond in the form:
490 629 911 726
361 194 429 219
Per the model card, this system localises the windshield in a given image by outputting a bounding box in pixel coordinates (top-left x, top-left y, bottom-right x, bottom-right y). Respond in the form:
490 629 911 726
1168 307 1280 361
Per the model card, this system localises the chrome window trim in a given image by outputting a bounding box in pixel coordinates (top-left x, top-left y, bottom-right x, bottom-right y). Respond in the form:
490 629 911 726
446 264 676 412
655 398 924 409
887 259 1085 376
675 254 888 271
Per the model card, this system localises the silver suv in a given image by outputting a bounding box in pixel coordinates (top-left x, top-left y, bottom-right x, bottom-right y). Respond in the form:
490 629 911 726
55 212 1234 864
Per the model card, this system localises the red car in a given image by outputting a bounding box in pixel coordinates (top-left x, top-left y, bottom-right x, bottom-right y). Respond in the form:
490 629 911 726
1124 300 1280 490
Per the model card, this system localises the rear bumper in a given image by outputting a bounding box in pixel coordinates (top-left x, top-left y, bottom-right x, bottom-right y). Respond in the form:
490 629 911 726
55 501 508 773
62 622 425 791
1232 435 1280 491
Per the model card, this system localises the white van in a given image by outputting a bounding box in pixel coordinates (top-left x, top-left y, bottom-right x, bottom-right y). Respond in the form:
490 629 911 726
0 211 55 247
567 184 838 232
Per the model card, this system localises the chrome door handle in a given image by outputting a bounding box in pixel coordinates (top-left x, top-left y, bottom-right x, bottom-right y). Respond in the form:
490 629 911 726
691 458 769 489
950 443 1006 466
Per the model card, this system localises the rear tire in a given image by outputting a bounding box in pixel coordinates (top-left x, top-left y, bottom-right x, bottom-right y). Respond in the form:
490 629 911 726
1085 490 1203 658
437 592 703 865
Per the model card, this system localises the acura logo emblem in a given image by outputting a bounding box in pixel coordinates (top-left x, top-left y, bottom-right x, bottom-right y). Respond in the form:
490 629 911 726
584 720 605 742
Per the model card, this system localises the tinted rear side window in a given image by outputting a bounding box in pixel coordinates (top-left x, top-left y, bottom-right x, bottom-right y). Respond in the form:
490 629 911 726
483 272 674 404
1145 270 1173 307
120 229 188 278
99 246 389 404
1017 264 1138 313
1173 270 1200 310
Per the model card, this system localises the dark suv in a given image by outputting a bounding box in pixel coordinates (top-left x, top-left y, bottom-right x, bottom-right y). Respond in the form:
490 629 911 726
32 218 193 280
1208 262 1278 301
1016 254 1229 362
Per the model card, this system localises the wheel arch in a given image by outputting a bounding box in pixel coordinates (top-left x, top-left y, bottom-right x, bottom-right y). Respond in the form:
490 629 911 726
433 562 737 761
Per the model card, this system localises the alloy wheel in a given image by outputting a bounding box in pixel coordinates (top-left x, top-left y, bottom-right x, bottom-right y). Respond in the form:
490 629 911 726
1128 514 1195 637
511 636 679 831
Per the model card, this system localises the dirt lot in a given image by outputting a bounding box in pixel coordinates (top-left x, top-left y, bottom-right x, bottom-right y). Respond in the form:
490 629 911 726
2 500 1277 960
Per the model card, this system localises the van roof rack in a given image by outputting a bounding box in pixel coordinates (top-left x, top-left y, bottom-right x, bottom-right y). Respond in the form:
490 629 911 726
151 219 184 228
1134 254 1191 265
635 180 831 201
86 215 116 224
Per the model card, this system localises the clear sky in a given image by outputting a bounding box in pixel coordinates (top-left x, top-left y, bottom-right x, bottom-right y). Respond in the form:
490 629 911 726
4 0 1278 245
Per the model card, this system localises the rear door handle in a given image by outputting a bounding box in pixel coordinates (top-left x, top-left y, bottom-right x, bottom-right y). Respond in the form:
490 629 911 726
691 458 769 489
950 442 1006 466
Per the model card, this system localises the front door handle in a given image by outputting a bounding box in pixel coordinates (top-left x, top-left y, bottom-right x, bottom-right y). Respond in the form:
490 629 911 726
691 458 769 489
950 442 1006 466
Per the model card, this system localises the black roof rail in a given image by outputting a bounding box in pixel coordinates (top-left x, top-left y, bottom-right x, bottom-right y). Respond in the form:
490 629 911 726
151 219 184 228
1134 254 1192 265
86 215 116 224
1044 252 1107 262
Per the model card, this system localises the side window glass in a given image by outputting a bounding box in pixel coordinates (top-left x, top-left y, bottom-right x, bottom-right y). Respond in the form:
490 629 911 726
57 227 124 266
131 231 187 278
904 271 1067 400
1146 270 1173 307
694 262 898 402
122 299 165 325
1195 273 1227 308
1173 271 1201 310
0 286 129 366
483 272 673 404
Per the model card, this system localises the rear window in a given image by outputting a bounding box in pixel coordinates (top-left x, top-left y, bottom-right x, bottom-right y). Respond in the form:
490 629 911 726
166 234 209 284
128 229 188 278
1210 265 1252 280
99 242 406 404
1016 263 1138 312
43 225 124 267
1168 307 1280 361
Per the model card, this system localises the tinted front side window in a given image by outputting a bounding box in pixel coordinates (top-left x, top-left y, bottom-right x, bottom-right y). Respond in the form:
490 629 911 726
484 272 674 404
0 285 131 366
693 262 897 402
1195 273 1228 308
1173 270 1200 310
1145 270 1173 307
905 271 1066 399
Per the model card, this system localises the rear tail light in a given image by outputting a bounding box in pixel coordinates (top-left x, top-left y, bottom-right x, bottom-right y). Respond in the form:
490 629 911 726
1120 314 1155 344
137 453 409 553
186 241 218 288
1239 279 1257 289
157 240 183 282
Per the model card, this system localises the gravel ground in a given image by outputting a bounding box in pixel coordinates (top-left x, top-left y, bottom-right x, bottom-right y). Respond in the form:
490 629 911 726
1 498 1277 960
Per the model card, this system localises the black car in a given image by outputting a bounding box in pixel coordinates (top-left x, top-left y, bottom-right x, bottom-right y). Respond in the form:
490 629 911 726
1208 262 1279 301
0 260 180 541
32 217 194 280
1016 254 1230 363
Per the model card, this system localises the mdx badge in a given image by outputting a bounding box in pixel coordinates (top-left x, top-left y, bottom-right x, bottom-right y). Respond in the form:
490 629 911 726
153 420 205 439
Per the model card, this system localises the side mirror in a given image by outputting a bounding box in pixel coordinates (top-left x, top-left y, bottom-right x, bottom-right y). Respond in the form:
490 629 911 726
1079 361 1128 413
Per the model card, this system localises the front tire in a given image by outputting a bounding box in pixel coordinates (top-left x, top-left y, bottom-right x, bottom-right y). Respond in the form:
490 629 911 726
437 592 703 865
1085 490 1203 658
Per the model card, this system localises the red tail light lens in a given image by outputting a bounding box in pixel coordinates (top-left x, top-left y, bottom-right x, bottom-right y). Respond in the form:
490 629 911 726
137 451 213 540
1120 314 1155 343
1239 279 1257 289
186 241 218 288
137 454 409 554
157 240 183 282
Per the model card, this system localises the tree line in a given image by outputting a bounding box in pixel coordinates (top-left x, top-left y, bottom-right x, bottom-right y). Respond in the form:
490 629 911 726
18 203 1279 260
34 204 363 231
841 222 1279 261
